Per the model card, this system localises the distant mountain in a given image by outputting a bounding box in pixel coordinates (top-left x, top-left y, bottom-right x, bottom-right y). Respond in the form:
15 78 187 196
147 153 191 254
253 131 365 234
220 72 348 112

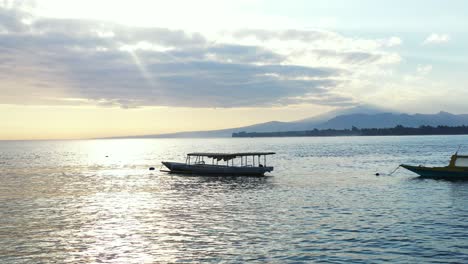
108 105 393 138
105 106 468 139
118 120 308 138
316 111 468 129
294 104 396 124
125 121 291 138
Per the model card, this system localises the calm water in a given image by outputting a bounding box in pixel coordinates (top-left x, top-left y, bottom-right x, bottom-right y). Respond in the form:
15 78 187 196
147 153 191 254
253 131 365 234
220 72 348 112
1 136 468 263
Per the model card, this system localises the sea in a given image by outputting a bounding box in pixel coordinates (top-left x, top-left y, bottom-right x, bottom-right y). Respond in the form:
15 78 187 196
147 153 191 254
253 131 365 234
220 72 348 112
1 136 468 263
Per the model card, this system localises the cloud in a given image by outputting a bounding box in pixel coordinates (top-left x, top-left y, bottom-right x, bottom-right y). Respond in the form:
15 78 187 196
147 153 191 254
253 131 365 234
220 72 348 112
311 50 384 65
423 33 450 44
417 64 432 75
402 64 433 83
0 6 401 109
383 37 402 47
233 29 336 42
0 7 27 32
233 29 401 50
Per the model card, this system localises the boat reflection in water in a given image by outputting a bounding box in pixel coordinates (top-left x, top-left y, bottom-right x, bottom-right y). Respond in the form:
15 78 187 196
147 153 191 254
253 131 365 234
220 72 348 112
401 152 468 179
162 152 275 176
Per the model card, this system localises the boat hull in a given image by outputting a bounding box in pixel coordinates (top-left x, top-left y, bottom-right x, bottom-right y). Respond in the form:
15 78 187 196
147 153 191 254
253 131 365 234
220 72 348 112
162 162 273 176
401 164 468 179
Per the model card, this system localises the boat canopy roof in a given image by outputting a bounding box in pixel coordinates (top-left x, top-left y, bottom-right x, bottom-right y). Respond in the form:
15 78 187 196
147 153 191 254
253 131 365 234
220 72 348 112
187 152 275 161
453 154 468 167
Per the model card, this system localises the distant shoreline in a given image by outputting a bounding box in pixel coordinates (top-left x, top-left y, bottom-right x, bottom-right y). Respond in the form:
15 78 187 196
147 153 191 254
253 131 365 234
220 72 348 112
232 125 468 138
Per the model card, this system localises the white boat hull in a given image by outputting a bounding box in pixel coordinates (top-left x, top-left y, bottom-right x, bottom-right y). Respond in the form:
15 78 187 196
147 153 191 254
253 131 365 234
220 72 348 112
162 162 273 176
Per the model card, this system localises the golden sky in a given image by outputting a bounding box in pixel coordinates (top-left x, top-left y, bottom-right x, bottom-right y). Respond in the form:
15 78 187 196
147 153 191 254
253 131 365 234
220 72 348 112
2 104 330 140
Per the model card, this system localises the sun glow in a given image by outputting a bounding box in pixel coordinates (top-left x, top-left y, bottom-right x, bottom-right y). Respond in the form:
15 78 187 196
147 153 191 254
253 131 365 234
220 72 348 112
32 0 260 30
1 104 331 140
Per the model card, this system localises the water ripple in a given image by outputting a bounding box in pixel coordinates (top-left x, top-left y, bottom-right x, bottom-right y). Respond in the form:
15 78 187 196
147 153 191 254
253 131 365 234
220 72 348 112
1 137 468 263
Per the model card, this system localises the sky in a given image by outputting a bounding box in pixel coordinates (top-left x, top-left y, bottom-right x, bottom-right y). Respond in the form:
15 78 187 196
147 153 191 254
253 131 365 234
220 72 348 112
1 0 468 139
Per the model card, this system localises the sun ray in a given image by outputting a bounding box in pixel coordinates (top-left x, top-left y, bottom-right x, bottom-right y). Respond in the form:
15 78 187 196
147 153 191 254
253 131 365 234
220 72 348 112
127 50 155 87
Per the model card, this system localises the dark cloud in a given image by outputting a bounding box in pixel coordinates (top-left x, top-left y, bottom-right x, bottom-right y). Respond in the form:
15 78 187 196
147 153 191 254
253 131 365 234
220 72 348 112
53 55 342 107
202 44 285 64
340 51 382 64
0 6 354 108
31 18 207 48
0 5 30 32
294 49 384 65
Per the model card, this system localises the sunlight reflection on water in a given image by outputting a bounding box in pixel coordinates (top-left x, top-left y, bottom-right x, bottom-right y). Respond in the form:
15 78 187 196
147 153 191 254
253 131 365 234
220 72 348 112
1 136 468 263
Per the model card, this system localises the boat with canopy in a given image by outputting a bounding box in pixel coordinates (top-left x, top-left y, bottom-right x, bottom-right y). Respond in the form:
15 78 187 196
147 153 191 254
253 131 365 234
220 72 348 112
161 152 275 176
401 152 468 179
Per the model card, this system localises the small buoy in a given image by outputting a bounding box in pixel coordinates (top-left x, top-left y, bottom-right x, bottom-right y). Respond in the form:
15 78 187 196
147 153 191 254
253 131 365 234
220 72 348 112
375 173 380 176
149 167 155 171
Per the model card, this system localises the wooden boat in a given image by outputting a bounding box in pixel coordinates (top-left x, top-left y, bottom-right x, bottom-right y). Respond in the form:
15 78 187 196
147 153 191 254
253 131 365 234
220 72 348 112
161 152 275 176
401 153 468 179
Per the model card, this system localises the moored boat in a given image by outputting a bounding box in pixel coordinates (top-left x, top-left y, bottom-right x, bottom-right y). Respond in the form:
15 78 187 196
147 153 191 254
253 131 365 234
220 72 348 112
401 153 468 179
161 152 275 176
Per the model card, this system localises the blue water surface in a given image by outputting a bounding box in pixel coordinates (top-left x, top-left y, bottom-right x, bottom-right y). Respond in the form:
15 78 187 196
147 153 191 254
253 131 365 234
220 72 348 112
1 136 468 263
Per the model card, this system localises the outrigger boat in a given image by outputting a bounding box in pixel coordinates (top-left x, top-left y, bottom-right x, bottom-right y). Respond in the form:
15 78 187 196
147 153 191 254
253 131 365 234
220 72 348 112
401 153 468 179
161 152 275 176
